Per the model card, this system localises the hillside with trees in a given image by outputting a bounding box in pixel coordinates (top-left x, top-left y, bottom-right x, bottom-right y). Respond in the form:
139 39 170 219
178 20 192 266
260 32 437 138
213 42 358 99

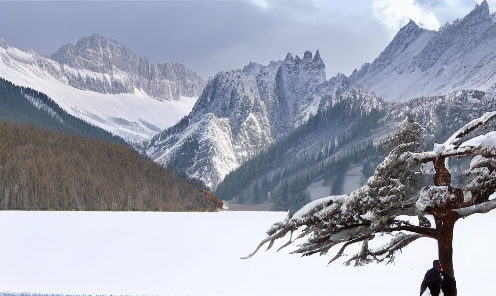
0 78 125 145
217 89 493 213
0 122 222 211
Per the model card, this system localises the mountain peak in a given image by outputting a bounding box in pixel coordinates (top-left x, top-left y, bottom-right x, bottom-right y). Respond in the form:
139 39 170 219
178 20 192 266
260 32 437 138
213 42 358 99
479 0 489 13
464 0 490 21
405 19 419 29
242 62 262 75
77 33 125 49
0 38 8 49
89 33 105 39
314 50 322 62
303 50 313 60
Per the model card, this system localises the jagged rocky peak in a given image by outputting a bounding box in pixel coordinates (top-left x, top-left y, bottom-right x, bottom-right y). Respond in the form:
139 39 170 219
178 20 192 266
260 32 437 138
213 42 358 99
347 18 428 85
243 62 263 75
437 1 490 34
470 0 490 19
288 50 325 71
50 33 138 74
374 19 425 64
314 50 322 61
303 50 313 60
403 19 420 30
147 49 333 189
313 50 325 69
457 0 491 28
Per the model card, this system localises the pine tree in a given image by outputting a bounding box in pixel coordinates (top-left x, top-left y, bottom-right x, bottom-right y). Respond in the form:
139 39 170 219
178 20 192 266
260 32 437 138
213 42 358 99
243 112 496 296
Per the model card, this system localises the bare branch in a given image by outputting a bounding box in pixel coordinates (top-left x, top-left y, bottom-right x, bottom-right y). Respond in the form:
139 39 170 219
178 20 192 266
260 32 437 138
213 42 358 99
277 231 293 252
345 233 422 265
241 226 292 259
390 225 438 238
328 234 375 265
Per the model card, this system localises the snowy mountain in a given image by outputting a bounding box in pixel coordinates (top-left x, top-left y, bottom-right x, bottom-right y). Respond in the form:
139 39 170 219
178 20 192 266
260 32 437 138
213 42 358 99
347 0 496 101
0 36 202 143
146 51 330 189
217 88 496 211
147 2 496 190
50 34 204 101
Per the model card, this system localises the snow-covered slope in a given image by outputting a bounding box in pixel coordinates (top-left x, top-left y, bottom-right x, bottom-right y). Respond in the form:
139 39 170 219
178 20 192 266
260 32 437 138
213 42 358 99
0 39 198 143
147 51 329 189
0 210 494 296
348 0 496 102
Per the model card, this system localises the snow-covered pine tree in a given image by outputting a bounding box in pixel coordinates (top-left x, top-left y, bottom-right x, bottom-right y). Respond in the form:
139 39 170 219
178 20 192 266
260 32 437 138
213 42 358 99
242 112 496 296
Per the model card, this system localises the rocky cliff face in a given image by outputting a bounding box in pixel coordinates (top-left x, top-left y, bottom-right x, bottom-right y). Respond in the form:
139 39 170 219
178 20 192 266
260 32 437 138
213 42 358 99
50 34 204 101
147 50 329 189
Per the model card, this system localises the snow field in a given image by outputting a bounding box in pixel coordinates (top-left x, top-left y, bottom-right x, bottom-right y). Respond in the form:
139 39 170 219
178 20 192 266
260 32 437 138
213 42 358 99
0 210 494 296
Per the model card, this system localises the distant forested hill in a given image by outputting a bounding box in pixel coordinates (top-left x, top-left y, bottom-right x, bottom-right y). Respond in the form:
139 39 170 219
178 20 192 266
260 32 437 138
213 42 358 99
0 121 222 211
0 77 125 144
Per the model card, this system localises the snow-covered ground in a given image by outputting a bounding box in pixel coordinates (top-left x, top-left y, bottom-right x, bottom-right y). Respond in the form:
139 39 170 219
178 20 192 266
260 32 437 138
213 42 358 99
0 210 494 296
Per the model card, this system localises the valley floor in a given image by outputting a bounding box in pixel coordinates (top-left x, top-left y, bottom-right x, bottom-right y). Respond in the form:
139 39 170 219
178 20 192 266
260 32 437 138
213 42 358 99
224 201 277 211
0 210 494 296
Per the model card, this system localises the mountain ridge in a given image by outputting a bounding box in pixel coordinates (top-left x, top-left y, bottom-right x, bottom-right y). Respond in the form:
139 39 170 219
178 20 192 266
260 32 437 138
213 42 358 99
50 33 205 101
0 36 201 143
346 0 496 101
146 50 329 189
147 2 496 190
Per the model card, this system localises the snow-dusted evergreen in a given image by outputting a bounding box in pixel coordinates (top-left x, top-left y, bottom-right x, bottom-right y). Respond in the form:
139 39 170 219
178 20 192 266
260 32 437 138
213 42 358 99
243 112 496 296
0 36 202 143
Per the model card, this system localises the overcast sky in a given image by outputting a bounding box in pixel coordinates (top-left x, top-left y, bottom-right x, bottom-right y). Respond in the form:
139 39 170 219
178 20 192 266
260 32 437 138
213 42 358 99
0 0 493 79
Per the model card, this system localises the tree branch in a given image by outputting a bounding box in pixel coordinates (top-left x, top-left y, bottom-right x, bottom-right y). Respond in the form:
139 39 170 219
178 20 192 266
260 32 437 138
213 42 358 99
453 199 496 217
342 233 422 266
390 225 438 239
327 234 375 265
241 226 291 259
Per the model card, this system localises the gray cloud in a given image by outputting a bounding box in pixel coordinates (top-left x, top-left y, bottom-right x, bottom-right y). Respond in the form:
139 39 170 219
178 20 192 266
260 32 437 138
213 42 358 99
0 1 391 79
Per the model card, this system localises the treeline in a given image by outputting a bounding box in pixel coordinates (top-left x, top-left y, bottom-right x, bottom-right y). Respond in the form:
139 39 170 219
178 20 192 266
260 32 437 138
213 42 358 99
0 77 125 145
0 122 222 211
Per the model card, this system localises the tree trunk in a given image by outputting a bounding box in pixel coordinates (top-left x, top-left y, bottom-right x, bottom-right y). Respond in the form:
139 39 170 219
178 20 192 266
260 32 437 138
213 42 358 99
435 212 458 296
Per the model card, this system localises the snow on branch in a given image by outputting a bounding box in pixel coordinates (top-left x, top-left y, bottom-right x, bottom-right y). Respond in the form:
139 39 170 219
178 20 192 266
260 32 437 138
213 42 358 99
441 111 496 151
453 198 496 217
242 119 428 264
408 111 496 162
244 112 496 266
342 233 422 266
